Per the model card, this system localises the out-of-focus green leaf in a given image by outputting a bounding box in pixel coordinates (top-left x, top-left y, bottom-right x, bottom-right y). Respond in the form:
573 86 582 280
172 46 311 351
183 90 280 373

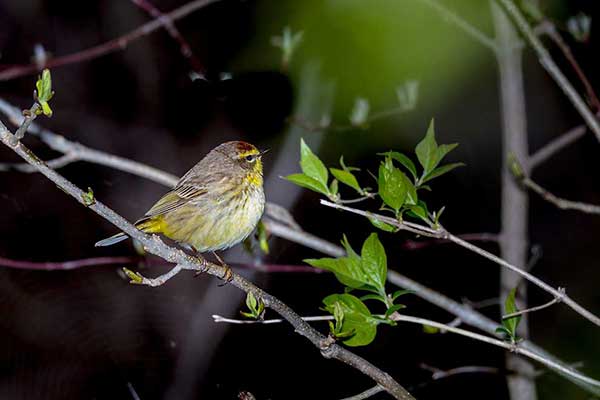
423 324 440 334
323 293 379 346
567 13 591 43
349 97 370 126
396 80 419 111
256 221 269 254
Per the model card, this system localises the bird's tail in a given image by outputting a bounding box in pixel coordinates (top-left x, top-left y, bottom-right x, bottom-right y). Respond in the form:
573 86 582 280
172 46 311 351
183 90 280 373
95 232 129 247
95 217 161 247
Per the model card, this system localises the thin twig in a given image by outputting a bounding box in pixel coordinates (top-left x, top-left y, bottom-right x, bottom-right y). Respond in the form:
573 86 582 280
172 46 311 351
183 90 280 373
130 0 206 78
401 232 499 250
415 0 498 51
210 312 600 389
319 199 600 327
339 386 384 400
502 291 563 320
495 0 600 143
522 177 600 215
13 103 40 142
419 363 500 381
528 124 587 170
536 20 600 111
0 121 414 400
0 0 221 81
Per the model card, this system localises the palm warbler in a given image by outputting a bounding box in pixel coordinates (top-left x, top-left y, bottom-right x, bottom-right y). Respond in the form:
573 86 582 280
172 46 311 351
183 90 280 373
95 141 267 256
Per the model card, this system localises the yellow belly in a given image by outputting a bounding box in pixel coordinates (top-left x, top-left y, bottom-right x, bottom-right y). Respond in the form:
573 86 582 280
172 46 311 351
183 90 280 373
159 188 265 252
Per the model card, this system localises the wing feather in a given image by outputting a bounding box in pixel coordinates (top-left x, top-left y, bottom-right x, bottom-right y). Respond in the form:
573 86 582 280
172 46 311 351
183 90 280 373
145 183 207 217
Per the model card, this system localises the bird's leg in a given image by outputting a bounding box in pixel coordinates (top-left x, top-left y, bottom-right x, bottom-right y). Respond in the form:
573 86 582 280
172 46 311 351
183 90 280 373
212 251 234 285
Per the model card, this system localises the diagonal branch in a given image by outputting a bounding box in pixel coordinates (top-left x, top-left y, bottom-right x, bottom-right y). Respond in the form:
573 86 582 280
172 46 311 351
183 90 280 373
0 120 414 400
211 313 600 389
319 199 600 328
528 123 587 170
495 0 600 143
0 0 221 81
522 177 600 215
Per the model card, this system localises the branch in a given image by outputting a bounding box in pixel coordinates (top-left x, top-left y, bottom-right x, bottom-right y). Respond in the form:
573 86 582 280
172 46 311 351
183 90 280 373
536 20 600 111
401 232 499 250
0 255 319 273
338 386 384 400
0 122 414 400
528 124 587 170
130 0 206 78
211 313 600 389
522 177 600 215
415 0 498 51
0 0 221 81
320 199 600 327
495 0 600 143
502 291 563 320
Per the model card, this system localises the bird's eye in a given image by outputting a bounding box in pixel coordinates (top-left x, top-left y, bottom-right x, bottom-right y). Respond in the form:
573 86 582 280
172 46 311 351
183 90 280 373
245 155 256 162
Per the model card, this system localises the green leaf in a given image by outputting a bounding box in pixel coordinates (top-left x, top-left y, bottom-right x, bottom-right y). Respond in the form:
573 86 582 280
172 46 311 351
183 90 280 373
35 69 54 117
284 173 329 195
369 217 396 232
502 288 521 338
330 168 362 194
329 179 339 196
379 151 418 181
81 187 95 206
323 294 379 347
300 138 328 188
436 143 459 164
421 162 465 184
305 256 364 289
360 233 387 292
378 158 407 213
391 289 413 301
423 325 440 334
256 221 269 254
246 292 258 311
402 172 418 205
384 304 406 318
406 204 428 223
415 119 439 175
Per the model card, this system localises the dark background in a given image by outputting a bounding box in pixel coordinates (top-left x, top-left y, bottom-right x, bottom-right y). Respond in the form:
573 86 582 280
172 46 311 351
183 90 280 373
0 0 599 399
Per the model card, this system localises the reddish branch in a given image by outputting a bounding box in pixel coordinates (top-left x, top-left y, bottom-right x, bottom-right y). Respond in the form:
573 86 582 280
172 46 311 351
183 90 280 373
130 0 206 77
0 0 220 81
0 255 320 273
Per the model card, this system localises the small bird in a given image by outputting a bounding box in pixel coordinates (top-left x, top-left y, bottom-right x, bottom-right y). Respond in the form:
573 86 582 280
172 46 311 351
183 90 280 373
96 141 267 274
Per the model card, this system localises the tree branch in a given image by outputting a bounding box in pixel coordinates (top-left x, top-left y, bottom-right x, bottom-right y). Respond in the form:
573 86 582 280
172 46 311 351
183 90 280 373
522 177 600 215
338 386 384 400
211 313 600 389
0 0 221 81
320 199 600 327
415 0 498 51
495 0 600 143
528 124 586 170
130 0 206 78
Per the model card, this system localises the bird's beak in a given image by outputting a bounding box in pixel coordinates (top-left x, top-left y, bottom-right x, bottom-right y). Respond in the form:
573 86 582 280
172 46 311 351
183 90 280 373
259 148 270 157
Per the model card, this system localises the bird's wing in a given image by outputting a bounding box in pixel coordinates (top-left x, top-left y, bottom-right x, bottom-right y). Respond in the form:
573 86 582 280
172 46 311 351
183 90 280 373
144 183 207 217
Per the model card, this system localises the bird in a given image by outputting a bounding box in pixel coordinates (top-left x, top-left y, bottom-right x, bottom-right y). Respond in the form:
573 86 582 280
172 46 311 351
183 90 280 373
95 141 267 278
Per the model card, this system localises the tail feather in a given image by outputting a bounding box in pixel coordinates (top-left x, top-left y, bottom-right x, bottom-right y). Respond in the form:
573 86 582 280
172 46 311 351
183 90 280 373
95 232 128 247
95 217 162 247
